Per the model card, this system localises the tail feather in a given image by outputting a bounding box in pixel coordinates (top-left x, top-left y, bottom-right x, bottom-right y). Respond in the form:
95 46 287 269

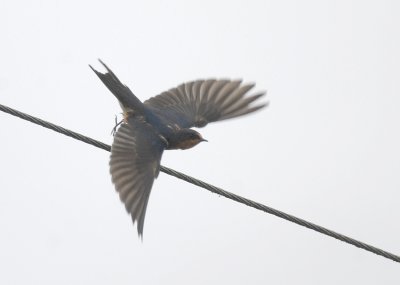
90 59 145 113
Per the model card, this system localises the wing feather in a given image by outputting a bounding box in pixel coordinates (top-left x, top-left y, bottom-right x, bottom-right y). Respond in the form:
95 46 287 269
144 79 266 129
109 121 165 237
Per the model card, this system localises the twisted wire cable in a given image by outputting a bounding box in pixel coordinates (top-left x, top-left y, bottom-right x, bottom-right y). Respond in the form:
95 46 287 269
1 103 399 263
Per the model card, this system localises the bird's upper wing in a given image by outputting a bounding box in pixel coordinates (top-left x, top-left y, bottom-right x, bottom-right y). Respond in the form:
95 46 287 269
144 79 267 128
110 118 165 237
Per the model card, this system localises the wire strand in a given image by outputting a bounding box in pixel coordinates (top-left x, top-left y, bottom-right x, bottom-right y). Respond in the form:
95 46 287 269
1 103 399 263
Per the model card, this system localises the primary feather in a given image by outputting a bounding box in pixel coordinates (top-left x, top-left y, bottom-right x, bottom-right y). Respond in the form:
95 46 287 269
144 79 267 128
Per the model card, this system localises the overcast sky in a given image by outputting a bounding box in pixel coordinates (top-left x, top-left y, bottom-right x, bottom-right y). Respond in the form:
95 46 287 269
1 0 399 284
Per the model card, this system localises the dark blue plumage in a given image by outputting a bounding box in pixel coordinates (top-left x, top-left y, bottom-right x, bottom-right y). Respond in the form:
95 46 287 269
90 60 267 237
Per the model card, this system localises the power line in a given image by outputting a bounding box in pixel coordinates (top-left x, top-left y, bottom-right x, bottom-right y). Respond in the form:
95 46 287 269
0 103 399 263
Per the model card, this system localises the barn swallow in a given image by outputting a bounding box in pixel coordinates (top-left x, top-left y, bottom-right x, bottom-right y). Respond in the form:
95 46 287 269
90 60 267 237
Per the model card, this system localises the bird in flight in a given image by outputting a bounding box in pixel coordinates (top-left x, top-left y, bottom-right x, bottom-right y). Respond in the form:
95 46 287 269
90 60 267 237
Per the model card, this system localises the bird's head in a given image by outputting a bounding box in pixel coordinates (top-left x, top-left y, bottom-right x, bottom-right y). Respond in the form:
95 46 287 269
175 129 207 150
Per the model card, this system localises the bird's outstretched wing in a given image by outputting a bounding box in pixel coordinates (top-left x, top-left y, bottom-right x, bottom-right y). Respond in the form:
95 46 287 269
110 119 165 237
144 79 267 128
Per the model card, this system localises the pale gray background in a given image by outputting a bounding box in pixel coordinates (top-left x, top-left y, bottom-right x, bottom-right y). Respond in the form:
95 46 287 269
0 0 399 284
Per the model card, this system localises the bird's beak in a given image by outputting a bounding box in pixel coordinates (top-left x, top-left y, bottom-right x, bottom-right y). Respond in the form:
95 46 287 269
201 138 208 142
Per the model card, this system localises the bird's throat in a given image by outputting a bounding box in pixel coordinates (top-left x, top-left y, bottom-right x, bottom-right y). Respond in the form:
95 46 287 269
170 138 201 150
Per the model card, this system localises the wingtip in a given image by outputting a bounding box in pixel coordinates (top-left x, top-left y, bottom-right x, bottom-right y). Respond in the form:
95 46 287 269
259 91 269 108
256 91 268 102
259 101 270 109
244 82 256 89
138 231 144 241
137 224 145 241
131 212 145 240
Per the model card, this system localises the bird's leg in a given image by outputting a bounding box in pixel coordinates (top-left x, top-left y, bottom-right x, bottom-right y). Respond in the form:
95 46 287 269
111 115 123 136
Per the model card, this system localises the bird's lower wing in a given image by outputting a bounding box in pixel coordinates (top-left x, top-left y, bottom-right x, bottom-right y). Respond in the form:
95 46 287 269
110 120 165 237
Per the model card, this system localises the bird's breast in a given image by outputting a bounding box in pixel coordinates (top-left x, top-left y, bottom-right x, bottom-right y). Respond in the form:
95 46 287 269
167 138 200 150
